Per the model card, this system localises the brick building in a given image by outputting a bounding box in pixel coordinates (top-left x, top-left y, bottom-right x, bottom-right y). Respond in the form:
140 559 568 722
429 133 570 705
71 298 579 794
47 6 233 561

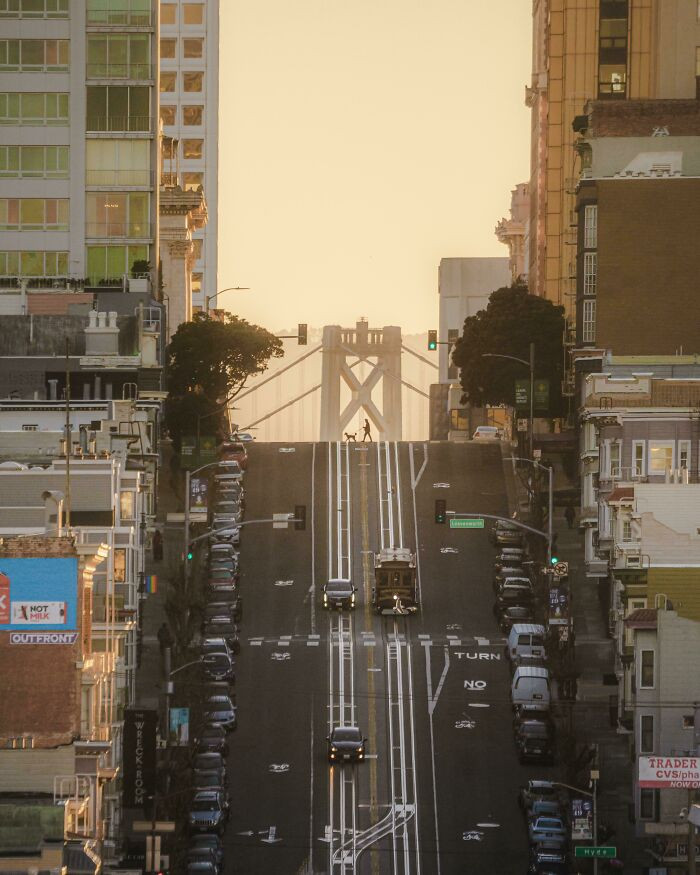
574 100 700 355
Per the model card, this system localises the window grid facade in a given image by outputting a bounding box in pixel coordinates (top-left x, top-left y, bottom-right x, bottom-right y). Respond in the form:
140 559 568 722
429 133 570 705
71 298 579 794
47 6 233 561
582 299 596 343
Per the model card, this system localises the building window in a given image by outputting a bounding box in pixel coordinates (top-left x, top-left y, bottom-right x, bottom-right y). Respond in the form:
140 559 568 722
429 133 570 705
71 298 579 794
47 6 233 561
87 0 150 26
86 191 149 238
159 104 176 125
191 238 203 260
0 92 69 125
0 38 69 72
599 64 627 97
183 3 203 24
0 250 68 276
183 171 203 191
160 2 175 24
640 649 654 688
87 34 150 79
0 199 69 231
120 492 135 522
183 71 203 92
192 272 202 294
0 145 69 178
86 139 150 186
600 18 628 49
86 244 148 283
583 252 597 296
582 299 596 343
683 714 695 729
160 38 176 59
679 440 691 470
640 714 653 753
583 204 597 248
632 441 645 477
610 440 620 477
114 548 127 583
183 37 203 58
648 442 674 475
21 424 38 431
182 105 203 125
86 85 150 132
160 72 176 92
0 0 69 17
639 788 656 819
622 518 632 542
182 138 203 159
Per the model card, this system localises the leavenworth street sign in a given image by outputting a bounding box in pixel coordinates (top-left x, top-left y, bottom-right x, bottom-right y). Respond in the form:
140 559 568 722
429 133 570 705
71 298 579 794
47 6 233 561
449 518 485 529
574 846 616 859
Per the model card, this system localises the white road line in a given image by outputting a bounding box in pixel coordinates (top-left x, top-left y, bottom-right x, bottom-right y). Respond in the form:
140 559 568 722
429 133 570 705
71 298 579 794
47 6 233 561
393 441 404 548
386 638 398 873
309 698 315 874
328 441 334 581
384 441 395 548
425 645 442 875
336 440 343 580
406 638 422 874
311 442 317 635
376 441 385 551
409 442 426 609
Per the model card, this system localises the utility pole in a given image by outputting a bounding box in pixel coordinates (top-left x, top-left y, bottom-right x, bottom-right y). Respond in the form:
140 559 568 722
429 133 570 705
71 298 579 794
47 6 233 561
64 337 71 527
689 787 697 875
529 341 535 461
591 750 600 875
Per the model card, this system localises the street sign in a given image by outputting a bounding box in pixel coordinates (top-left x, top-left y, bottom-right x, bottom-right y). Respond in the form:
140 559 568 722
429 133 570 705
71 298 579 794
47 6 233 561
273 513 292 529
514 380 529 409
534 379 550 409
574 846 616 859
517 418 528 432
449 518 485 529
553 561 569 577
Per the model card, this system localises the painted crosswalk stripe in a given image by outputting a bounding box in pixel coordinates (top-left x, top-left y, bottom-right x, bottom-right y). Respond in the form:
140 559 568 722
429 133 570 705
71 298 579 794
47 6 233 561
307 640 320 646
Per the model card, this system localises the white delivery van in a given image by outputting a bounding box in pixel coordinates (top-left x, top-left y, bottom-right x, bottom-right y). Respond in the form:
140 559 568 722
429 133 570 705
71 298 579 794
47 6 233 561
506 624 546 664
511 666 550 712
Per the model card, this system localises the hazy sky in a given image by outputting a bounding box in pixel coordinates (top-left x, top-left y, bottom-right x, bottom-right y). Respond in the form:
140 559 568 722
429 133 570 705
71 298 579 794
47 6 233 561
218 1 532 333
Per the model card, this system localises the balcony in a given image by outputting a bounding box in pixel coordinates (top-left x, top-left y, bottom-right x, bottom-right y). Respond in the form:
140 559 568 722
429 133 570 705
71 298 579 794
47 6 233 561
86 63 154 80
0 275 85 291
86 3 153 27
86 222 152 240
1 0 69 16
86 168 154 187
86 115 153 134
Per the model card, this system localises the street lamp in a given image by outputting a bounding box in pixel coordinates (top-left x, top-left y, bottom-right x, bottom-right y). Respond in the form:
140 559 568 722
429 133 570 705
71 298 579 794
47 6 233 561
553 769 600 874
511 456 553 565
205 286 250 312
482 341 535 459
183 460 231 581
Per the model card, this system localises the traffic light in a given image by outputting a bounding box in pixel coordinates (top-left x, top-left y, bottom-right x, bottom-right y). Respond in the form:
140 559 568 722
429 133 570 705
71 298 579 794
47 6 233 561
550 555 559 566
294 505 306 531
186 543 194 561
435 499 446 524
428 330 437 351
298 323 308 345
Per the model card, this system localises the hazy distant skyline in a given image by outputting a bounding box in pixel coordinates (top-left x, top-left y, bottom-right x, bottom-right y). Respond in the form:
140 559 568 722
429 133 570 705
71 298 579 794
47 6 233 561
218 1 532 333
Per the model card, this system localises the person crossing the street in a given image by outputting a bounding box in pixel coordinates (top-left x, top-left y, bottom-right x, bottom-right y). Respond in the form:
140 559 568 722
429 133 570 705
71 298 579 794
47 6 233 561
362 418 373 442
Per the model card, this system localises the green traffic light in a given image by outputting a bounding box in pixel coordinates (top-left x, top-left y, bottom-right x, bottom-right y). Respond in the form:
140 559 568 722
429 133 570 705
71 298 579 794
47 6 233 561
187 551 193 561
551 556 559 565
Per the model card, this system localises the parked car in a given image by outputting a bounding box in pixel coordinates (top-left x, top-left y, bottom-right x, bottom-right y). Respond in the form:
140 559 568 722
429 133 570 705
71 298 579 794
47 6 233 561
186 861 219 875
192 768 228 791
528 815 567 845
527 843 569 874
200 637 233 661
189 834 224 866
202 694 237 731
506 624 546 663
323 579 357 611
214 467 243 486
490 520 525 547
214 499 243 518
527 799 564 821
194 723 229 756
515 718 556 764
203 617 241 654
472 425 502 440
495 580 535 605
494 547 528 567
519 780 562 812
327 725 366 763
186 847 221 874
493 567 528 591
208 543 237 562
201 652 235 682
512 666 551 712
192 752 226 774
230 431 255 443
220 441 248 469
496 604 536 633
188 790 229 834
203 601 241 623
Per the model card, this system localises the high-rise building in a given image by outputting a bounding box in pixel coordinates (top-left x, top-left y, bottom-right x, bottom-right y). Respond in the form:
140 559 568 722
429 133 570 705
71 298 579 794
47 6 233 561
159 0 219 313
527 0 700 318
0 0 159 290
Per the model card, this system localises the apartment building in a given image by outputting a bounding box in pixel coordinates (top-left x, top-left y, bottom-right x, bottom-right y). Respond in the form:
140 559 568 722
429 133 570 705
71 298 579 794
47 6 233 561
528 0 700 317
0 0 159 289
573 98 700 353
159 0 219 313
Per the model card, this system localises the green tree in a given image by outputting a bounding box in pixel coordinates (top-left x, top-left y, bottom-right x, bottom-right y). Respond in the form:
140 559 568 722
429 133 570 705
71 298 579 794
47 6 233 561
451 282 566 416
164 312 283 449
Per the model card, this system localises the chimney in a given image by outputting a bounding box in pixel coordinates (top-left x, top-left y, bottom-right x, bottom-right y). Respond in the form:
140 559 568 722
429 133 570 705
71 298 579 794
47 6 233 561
85 310 120 356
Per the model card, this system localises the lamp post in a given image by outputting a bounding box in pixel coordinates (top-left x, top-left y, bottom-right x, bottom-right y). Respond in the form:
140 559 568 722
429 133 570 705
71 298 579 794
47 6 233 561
482 341 535 459
553 769 599 874
205 285 250 312
510 456 553 566
184 460 230 582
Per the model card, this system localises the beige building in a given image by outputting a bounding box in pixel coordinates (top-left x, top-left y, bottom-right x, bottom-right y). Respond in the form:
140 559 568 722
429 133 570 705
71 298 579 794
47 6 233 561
527 0 700 318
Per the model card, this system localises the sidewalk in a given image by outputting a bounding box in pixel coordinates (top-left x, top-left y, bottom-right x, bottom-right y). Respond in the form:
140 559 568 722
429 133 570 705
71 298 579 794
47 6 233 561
502 452 648 873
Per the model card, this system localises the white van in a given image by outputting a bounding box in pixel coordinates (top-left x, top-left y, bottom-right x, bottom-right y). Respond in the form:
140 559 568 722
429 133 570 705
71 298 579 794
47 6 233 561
511 666 550 712
506 624 546 664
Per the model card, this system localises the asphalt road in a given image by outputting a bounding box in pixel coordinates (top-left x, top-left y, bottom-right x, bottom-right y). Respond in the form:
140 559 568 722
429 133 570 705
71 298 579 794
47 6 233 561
226 440 547 874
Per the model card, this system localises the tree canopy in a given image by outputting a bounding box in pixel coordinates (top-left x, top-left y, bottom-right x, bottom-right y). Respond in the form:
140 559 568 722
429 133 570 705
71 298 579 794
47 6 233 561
451 282 566 416
164 312 283 449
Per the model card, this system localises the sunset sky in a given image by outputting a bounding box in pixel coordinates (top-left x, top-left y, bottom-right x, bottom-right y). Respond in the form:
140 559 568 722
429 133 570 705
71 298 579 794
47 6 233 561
218 1 532 333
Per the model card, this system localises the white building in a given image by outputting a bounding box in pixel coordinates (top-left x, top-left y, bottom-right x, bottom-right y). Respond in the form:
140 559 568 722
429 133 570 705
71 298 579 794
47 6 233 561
159 0 219 313
437 257 510 383
0 0 159 288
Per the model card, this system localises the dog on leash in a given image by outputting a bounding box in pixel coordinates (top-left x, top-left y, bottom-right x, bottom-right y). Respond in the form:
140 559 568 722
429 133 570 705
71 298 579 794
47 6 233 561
344 432 357 442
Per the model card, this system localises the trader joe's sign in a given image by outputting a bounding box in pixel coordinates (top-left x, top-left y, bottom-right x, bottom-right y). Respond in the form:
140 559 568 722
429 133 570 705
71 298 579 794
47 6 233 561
639 756 700 789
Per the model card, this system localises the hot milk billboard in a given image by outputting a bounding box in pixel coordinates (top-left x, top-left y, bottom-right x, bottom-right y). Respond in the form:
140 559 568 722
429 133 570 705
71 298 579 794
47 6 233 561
0 558 78 631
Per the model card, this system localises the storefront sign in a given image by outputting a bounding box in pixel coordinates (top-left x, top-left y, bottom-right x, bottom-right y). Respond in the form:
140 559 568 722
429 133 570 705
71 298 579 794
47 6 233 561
639 756 700 789
123 708 157 809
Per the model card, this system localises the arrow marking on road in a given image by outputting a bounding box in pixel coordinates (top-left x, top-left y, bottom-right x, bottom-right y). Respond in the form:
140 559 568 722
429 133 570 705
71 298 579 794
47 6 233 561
440 546 459 554
274 579 294 587
236 830 254 836
261 826 282 844
433 482 450 488
268 763 290 773
455 719 476 729
271 652 291 661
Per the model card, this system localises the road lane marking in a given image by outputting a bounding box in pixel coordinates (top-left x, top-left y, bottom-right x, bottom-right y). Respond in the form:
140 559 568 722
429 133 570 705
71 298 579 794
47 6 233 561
311 441 316 635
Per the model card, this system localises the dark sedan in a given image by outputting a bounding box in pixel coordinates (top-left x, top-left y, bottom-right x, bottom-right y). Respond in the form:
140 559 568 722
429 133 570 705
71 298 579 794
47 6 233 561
188 790 229 834
203 618 241 654
189 834 223 866
194 723 229 756
202 694 237 731
515 718 556 764
496 604 536 633
201 652 235 682
323 579 357 611
327 726 366 764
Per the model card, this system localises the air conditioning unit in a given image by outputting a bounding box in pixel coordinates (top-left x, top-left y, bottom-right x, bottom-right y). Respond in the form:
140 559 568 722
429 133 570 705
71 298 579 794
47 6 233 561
626 555 641 568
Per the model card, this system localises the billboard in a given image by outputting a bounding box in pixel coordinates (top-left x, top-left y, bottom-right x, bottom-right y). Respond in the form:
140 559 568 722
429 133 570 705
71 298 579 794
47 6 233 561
639 756 700 789
0 558 78 632
189 476 209 513
123 708 157 809
169 707 190 746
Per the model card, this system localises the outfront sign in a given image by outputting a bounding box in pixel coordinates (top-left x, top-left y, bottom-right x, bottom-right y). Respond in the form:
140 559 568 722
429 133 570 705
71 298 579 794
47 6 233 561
123 708 157 809
0 559 78 631
639 756 700 789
